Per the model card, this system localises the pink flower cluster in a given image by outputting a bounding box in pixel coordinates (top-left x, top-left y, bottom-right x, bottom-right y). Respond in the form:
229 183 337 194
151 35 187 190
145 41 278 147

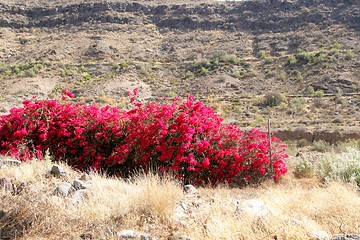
0 91 288 185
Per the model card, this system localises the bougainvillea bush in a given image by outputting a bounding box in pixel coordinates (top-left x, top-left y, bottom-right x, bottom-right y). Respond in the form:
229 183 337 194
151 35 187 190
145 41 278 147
0 90 288 185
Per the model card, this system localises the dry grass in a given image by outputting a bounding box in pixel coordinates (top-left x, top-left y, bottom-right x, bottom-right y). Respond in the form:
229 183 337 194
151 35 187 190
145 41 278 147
176 179 360 240
0 159 183 239
0 157 359 240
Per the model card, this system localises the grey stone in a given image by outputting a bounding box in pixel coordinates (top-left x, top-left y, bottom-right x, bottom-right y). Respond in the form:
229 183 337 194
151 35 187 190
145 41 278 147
53 182 72 197
332 234 360 240
51 164 67 176
183 185 197 194
73 179 87 190
236 199 271 216
118 230 137 238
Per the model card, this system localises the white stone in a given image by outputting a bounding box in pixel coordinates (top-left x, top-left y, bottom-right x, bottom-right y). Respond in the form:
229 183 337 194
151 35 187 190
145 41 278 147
53 182 72 197
236 199 270 216
72 189 88 204
312 230 330 240
118 229 137 238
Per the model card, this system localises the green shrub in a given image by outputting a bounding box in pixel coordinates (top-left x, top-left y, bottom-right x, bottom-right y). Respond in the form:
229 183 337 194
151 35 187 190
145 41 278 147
265 70 275 78
197 67 210 76
220 54 239 64
263 92 284 107
193 59 212 69
112 60 128 72
191 52 240 75
257 50 266 59
295 51 319 65
312 140 331 152
294 159 314 178
230 71 242 79
306 86 315 95
314 90 324 98
317 147 360 186
23 69 36 78
345 50 354 60
0 62 9 73
289 98 306 114
83 72 91 81
287 55 297 65
296 71 303 81
264 57 273 64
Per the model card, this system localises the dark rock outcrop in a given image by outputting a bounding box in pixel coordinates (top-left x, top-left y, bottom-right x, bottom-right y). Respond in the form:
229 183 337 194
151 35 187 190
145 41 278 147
0 0 359 32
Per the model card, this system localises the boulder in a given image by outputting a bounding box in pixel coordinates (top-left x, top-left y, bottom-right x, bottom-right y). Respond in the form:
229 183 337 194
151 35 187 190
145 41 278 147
51 164 67 176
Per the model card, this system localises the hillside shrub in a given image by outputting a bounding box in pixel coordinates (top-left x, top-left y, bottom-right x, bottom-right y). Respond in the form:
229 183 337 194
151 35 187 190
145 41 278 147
0 90 288 186
263 92 284 107
294 159 314 178
317 147 360 187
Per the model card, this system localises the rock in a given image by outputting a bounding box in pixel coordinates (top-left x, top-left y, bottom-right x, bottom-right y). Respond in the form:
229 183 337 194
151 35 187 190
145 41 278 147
118 230 137 238
236 199 270 216
73 179 87 190
79 173 92 181
53 182 72 197
79 232 93 239
0 159 21 167
0 177 14 192
332 234 360 240
168 232 193 240
72 189 88 204
0 210 5 219
174 203 187 220
14 182 27 195
312 230 330 240
183 185 197 194
51 164 66 176
140 233 156 240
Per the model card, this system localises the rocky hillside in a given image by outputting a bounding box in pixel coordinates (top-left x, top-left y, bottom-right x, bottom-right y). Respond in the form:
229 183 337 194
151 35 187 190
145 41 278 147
0 0 359 137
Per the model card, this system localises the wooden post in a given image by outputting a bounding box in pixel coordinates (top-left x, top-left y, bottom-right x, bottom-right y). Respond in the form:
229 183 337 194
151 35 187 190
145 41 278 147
268 118 273 174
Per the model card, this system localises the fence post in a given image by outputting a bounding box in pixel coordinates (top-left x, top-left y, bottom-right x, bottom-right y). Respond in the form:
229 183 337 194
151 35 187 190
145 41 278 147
268 118 273 174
